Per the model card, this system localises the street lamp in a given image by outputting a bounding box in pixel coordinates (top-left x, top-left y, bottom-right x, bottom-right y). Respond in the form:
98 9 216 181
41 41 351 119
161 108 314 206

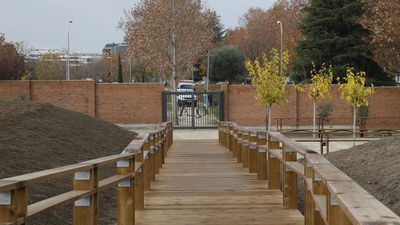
66 20 73 80
277 21 283 77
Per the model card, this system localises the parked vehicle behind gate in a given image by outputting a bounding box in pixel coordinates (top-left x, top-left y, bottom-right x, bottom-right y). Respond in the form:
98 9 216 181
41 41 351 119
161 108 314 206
177 81 197 107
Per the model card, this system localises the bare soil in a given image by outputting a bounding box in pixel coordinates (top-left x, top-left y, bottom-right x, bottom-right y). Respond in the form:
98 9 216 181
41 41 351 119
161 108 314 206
325 136 400 215
0 101 137 224
297 136 400 216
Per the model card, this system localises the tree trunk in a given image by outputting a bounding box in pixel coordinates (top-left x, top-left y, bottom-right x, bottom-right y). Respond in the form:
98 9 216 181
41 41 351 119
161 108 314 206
268 105 272 132
313 100 316 139
265 106 268 131
353 105 356 139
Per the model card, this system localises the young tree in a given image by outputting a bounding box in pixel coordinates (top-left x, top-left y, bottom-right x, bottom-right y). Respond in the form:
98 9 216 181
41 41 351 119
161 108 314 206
246 49 289 131
0 33 26 80
301 63 333 137
208 45 246 83
338 67 374 138
121 0 215 89
292 0 395 85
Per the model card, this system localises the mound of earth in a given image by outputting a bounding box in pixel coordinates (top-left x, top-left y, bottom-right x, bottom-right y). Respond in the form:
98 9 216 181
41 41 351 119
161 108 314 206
326 136 400 215
0 101 137 224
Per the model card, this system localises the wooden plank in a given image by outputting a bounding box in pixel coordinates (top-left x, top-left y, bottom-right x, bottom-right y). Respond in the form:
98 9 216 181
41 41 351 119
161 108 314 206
312 194 327 224
1 164 94 187
135 139 304 225
312 163 352 182
284 161 304 177
269 150 283 160
27 190 92 218
327 180 400 224
98 175 133 191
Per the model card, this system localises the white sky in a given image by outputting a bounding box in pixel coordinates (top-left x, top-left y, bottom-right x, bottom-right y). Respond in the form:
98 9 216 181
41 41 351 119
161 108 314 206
0 0 275 53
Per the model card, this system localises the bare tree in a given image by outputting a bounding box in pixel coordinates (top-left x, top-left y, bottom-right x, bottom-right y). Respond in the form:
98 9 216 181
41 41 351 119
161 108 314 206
120 0 215 89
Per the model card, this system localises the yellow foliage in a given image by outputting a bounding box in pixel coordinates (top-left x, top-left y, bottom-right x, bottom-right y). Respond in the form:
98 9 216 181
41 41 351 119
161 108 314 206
245 48 289 106
304 63 333 101
338 67 374 107
19 72 31 80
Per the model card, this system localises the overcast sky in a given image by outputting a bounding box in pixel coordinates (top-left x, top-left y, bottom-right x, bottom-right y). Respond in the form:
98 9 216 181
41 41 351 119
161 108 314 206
0 0 275 53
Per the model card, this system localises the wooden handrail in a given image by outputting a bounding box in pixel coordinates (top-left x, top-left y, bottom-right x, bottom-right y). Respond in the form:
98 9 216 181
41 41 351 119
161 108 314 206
0 121 173 225
218 121 400 225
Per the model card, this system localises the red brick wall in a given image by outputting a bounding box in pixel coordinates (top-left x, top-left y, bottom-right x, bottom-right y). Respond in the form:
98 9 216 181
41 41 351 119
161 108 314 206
96 83 163 124
30 81 96 116
0 80 31 99
225 84 400 129
0 81 163 124
0 81 399 127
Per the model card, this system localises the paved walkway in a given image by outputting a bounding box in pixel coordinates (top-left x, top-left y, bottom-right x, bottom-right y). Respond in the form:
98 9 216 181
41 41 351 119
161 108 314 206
135 139 303 225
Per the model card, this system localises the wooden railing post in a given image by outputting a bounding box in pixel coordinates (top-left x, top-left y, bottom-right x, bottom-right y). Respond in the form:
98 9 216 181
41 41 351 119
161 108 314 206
135 147 144 211
73 168 99 225
116 157 135 225
149 133 156 182
222 124 227 148
228 123 234 152
257 131 268 180
312 168 325 225
268 134 280 189
143 139 151 191
232 127 238 157
161 131 165 165
236 130 243 163
327 191 340 225
150 146 156 181
248 131 258 173
241 131 250 169
283 144 297 209
218 123 222 144
0 187 27 224
304 158 314 225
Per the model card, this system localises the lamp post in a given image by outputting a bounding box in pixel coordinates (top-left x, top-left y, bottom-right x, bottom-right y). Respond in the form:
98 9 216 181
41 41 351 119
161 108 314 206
277 21 283 77
66 20 73 80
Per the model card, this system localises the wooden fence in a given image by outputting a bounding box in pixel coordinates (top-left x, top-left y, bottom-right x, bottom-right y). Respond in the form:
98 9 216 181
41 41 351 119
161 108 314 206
0 122 173 225
219 121 400 225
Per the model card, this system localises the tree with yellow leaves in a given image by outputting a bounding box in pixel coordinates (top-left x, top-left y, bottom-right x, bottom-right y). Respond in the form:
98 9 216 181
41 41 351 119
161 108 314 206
302 63 333 137
338 67 374 138
246 48 289 131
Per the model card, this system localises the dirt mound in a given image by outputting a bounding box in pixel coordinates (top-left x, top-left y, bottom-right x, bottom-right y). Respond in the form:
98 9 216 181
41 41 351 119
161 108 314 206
326 136 400 215
0 101 137 224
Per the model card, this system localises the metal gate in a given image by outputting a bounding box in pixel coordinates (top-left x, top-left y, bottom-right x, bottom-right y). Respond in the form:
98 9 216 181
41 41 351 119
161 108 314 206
162 91 224 129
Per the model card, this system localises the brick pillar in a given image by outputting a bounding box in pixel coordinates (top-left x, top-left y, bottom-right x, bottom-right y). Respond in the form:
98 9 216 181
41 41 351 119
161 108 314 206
220 82 229 121
87 81 96 118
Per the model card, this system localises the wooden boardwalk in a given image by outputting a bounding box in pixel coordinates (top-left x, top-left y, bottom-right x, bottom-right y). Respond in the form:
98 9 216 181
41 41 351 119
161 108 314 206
136 139 304 225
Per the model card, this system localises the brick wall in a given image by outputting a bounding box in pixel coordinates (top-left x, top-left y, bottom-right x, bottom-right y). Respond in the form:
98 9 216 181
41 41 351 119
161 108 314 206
225 84 400 129
96 83 163 124
0 81 163 124
0 80 399 128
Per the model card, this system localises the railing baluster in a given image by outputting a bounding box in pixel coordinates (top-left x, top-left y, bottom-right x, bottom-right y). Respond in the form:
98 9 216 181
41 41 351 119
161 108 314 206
257 131 268 180
283 144 297 209
0 187 27 224
249 131 258 173
135 147 144 211
73 168 98 225
242 131 249 169
116 157 135 225
268 134 280 189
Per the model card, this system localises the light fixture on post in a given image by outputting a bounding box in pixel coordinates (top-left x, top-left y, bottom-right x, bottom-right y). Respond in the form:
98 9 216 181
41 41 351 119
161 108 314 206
277 20 283 77
66 20 73 80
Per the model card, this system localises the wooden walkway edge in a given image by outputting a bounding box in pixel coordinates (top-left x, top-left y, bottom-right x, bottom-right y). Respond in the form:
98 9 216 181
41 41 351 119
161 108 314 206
136 139 304 225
